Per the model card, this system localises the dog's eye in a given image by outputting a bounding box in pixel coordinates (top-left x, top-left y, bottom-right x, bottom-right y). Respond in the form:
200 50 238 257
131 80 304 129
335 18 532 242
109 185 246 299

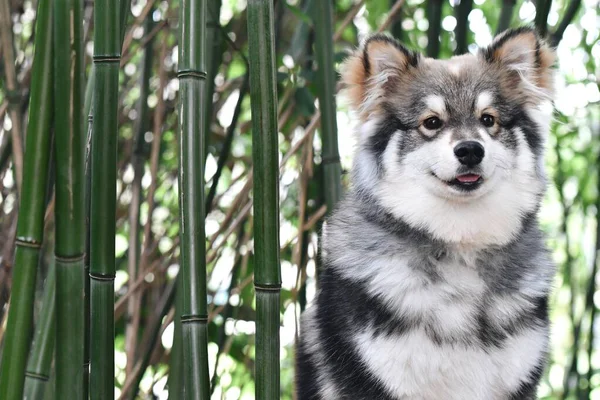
423 117 443 130
480 114 495 127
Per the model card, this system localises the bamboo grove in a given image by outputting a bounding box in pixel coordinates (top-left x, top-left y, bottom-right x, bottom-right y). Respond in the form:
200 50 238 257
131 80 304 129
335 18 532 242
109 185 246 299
0 0 596 398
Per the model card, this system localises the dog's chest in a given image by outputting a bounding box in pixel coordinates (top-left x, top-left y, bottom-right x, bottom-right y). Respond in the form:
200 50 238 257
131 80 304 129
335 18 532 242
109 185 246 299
340 255 546 399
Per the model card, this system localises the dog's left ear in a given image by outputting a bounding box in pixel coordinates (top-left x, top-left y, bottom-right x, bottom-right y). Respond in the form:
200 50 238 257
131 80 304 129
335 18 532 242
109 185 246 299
341 34 419 119
482 27 555 102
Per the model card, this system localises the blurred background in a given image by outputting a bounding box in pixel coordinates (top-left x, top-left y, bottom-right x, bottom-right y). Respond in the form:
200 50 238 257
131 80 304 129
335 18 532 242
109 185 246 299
0 0 599 398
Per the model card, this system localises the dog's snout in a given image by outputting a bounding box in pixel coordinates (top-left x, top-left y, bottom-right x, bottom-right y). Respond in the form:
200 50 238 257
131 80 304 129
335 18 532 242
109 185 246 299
454 141 485 167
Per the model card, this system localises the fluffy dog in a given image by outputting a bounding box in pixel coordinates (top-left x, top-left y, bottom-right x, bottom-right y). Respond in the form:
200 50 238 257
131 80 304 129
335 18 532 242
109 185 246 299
296 27 556 400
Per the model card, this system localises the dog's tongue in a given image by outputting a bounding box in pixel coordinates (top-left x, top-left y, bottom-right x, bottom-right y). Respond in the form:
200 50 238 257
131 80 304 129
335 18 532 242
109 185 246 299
456 174 481 183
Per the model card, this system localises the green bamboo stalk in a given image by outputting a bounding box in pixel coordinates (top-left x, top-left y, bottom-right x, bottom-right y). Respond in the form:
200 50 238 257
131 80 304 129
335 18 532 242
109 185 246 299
204 0 223 149
168 277 184 399
83 3 130 396
534 0 552 37
0 0 24 194
83 117 92 398
496 0 516 34
89 0 120 395
23 263 56 400
0 0 54 395
53 0 85 392
454 0 472 54
177 0 210 396
390 0 404 41
312 0 342 213
549 0 581 47
427 0 443 58
247 0 281 398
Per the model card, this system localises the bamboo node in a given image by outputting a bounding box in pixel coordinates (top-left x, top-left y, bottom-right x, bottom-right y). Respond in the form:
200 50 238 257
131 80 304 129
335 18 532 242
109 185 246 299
93 55 121 63
254 284 282 291
25 371 49 382
321 155 341 165
181 314 209 324
15 238 42 248
55 254 85 263
89 272 116 281
177 70 207 80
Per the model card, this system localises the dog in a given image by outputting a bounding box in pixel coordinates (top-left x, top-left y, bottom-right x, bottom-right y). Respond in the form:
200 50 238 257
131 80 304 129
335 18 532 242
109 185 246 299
296 27 556 400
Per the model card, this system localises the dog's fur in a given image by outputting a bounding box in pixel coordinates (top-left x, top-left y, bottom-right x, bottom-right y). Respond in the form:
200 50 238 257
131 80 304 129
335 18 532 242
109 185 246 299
296 28 556 400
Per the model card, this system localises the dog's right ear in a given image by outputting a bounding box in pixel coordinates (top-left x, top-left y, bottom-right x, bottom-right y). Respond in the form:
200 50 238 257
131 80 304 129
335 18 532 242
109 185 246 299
341 34 419 118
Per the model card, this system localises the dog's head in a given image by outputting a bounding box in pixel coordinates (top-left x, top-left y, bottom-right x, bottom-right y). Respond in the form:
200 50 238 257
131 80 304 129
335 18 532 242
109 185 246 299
342 28 555 246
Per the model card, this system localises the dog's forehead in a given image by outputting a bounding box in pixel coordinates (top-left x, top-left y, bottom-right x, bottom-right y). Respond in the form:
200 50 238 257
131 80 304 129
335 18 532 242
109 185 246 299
414 55 498 110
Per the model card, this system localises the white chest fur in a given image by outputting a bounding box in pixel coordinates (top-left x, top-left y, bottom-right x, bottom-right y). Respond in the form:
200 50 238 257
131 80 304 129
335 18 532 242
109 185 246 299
332 253 548 400
353 325 546 400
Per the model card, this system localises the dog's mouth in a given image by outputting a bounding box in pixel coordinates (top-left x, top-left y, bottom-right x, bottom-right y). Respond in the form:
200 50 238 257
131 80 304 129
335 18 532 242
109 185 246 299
448 173 483 191
432 172 484 192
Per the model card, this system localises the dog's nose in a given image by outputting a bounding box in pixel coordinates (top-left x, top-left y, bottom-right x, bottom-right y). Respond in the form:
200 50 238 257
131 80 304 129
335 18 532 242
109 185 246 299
454 141 485 167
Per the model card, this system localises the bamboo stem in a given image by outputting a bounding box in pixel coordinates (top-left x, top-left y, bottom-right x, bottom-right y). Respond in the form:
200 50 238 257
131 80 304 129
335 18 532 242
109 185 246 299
0 0 24 195
177 0 211 396
0 0 54 394
23 263 56 400
534 0 552 37
247 0 281 398
454 0 472 54
427 0 443 58
550 0 581 47
313 0 342 214
496 0 516 34
89 0 121 395
53 0 86 393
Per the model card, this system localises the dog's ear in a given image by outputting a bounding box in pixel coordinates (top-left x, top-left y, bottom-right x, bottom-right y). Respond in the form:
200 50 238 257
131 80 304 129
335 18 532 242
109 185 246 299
341 34 419 118
482 27 555 102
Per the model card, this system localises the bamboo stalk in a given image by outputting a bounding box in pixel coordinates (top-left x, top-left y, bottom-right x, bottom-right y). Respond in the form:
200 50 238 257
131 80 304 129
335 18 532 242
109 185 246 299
534 0 552 37
168 277 184 399
389 0 404 41
496 0 516 34
427 0 443 58
0 0 54 394
53 0 86 393
550 0 581 47
83 4 131 395
454 0 472 54
0 0 24 195
177 0 211 397
89 0 120 395
247 1 281 398
23 263 56 400
204 0 223 154
313 0 342 214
